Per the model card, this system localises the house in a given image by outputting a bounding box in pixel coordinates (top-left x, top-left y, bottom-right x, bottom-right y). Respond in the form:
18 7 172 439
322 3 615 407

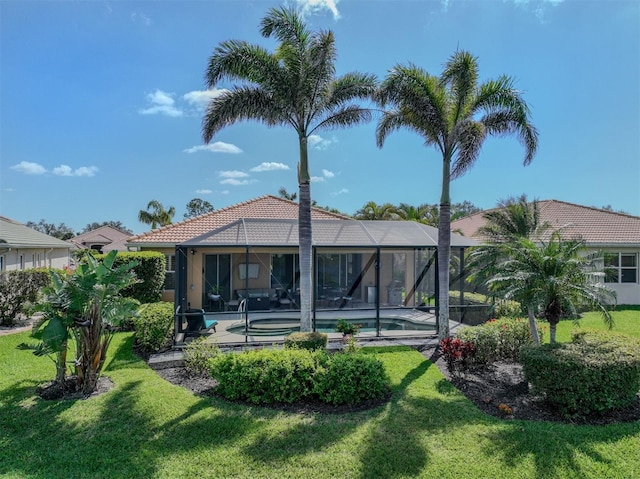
126 195 478 339
0 216 72 271
451 200 640 305
126 195 351 303
69 225 132 253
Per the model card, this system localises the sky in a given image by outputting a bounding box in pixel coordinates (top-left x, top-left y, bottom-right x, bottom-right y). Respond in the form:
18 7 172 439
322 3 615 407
1 0 639 235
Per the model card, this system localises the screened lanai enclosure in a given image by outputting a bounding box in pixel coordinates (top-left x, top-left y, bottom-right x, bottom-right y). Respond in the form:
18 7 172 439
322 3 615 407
173 219 479 344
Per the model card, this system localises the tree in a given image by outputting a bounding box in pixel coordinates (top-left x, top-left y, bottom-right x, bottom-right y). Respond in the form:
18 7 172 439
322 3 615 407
278 187 297 202
184 198 214 219
24 251 139 394
477 195 548 243
487 232 616 344
26 219 75 240
81 221 132 235
376 51 538 339
451 201 482 221
202 7 376 331
395 203 436 224
138 200 175 229
353 201 398 220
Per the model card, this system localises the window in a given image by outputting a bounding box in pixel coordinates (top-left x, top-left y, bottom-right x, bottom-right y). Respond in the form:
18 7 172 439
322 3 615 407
164 254 176 290
0 256 4 271
271 254 299 291
19 255 24 270
604 253 637 284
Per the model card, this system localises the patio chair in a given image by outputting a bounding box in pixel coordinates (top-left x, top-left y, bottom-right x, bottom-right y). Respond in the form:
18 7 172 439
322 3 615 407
185 308 218 336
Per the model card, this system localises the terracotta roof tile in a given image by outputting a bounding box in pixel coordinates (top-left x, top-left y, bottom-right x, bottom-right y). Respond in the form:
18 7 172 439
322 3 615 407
451 200 640 245
127 195 350 245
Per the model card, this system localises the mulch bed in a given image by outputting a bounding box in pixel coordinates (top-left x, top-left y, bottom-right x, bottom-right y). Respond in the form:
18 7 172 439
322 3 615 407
37 376 115 401
155 346 640 424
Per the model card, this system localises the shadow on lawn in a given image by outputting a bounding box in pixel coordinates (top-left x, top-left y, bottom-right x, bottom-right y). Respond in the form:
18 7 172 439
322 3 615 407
482 419 640 479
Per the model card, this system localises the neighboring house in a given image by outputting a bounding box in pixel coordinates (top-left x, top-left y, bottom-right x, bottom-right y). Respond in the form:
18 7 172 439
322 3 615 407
0 216 72 271
451 200 640 305
127 195 477 313
69 226 132 253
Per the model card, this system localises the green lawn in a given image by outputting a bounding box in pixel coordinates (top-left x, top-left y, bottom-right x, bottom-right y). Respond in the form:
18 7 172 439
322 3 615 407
0 309 638 479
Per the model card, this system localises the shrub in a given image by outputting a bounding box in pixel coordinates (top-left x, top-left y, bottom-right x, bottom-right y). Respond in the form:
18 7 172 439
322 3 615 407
96 251 165 304
209 348 391 406
184 337 220 375
284 332 328 351
439 337 476 374
209 348 321 404
133 302 174 353
456 318 543 365
313 353 389 405
521 331 640 418
0 270 52 326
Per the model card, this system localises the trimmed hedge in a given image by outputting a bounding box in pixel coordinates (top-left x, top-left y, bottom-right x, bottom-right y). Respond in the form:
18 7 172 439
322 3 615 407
313 353 390 405
132 302 174 353
95 251 165 304
456 317 543 364
209 348 390 406
521 330 640 418
284 332 328 351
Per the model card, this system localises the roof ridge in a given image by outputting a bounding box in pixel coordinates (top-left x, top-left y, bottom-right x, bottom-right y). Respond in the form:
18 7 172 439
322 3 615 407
539 199 640 219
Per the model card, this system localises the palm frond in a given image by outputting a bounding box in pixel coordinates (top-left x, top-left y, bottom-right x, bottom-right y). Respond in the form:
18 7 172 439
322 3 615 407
260 6 309 47
450 119 486 179
312 105 372 132
202 87 291 142
205 40 282 88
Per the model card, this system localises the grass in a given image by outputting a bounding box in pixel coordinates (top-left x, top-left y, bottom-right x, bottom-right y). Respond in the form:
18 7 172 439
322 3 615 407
0 309 638 479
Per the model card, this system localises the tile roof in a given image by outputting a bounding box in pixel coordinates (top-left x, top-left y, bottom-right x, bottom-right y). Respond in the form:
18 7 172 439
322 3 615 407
451 200 640 246
0 216 73 248
182 219 479 248
127 195 350 246
69 226 131 250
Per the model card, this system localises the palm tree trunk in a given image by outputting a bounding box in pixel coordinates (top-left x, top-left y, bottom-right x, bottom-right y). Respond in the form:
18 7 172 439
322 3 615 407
549 320 557 344
298 136 312 332
437 153 452 340
526 305 541 346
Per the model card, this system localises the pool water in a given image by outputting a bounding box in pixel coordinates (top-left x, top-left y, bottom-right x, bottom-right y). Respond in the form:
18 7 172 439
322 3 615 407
226 317 435 336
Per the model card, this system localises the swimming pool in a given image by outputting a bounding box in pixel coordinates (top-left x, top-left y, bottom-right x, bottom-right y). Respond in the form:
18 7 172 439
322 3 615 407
226 317 436 336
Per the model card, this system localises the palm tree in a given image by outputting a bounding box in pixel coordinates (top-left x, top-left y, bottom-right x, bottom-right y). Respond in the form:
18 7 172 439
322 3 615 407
487 232 616 344
478 194 549 242
201 7 376 331
138 200 175 229
467 194 550 289
395 202 436 224
376 51 538 339
353 201 398 220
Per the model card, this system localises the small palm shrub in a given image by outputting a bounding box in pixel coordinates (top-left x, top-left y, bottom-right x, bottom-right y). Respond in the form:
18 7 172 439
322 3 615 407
284 332 327 351
456 318 543 365
184 337 220 375
521 330 640 418
133 302 174 353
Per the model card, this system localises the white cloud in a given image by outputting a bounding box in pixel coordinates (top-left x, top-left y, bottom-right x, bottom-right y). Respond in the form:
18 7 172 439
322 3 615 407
184 142 242 154
293 0 340 20
131 11 152 26
250 162 290 172
139 89 183 117
53 165 99 177
308 134 336 150
183 89 229 110
221 190 230 195
10 161 46 175
321 169 335 178
331 188 349 196
310 176 325 183
220 178 252 186
219 170 249 178
196 189 212 194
